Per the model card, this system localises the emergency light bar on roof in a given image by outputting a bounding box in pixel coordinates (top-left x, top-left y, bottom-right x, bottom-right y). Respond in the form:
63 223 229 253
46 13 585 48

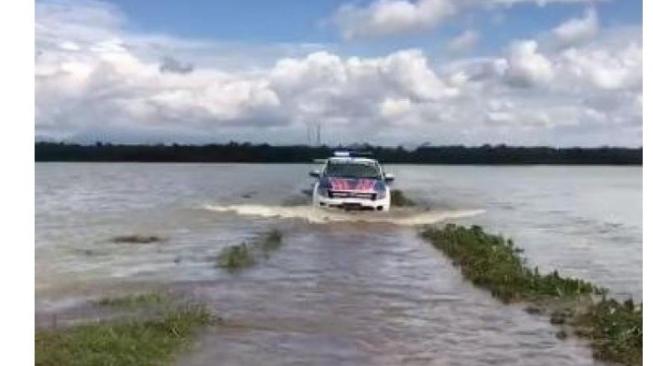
332 151 373 158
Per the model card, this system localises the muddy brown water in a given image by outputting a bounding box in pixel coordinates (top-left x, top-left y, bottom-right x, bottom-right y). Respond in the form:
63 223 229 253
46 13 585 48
36 163 641 365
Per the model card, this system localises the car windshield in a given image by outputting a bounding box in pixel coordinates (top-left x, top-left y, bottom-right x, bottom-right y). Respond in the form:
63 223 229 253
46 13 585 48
325 161 381 179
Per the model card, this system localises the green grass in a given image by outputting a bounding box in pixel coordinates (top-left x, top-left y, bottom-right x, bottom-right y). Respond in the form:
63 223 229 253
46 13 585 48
390 189 416 207
421 224 603 303
259 229 283 253
216 243 256 271
216 229 284 271
96 292 167 308
35 305 212 366
420 224 641 365
572 299 642 365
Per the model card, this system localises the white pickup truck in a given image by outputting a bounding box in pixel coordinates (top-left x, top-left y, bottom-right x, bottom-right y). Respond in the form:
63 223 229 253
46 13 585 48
309 151 394 211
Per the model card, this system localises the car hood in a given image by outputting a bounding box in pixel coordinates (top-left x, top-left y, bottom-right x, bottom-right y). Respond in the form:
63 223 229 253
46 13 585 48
320 177 385 192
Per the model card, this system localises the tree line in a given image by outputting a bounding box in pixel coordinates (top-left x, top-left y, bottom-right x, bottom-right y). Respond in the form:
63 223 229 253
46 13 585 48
35 142 642 165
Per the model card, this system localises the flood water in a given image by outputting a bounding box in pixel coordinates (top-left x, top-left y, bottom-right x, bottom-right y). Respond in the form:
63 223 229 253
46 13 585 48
35 163 642 365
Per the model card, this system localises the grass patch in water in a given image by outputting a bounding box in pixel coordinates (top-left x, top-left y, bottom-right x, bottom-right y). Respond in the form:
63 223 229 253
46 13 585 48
216 229 283 271
259 229 283 253
390 189 416 207
572 298 642 365
96 292 167 308
420 224 641 365
421 224 603 302
111 235 164 244
216 243 256 271
36 304 212 366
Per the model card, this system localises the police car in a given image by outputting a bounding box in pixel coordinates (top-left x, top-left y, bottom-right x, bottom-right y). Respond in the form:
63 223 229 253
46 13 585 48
309 151 394 211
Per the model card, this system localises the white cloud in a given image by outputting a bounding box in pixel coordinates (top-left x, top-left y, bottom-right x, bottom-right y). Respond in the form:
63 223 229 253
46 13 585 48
380 98 412 118
333 0 600 39
505 40 554 86
334 0 456 39
36 0 641 146
557 41 641 90
447 30 480 53
553 8 599 47
267 49 457 130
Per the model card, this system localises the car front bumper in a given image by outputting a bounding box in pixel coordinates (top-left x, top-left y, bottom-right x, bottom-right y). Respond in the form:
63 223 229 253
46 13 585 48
314 195 390 211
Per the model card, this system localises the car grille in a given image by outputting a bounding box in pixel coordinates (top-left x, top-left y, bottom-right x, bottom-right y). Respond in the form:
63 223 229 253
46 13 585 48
329 190 376 200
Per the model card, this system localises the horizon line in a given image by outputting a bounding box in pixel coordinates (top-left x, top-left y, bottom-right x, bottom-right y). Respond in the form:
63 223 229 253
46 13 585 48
35 141 643 150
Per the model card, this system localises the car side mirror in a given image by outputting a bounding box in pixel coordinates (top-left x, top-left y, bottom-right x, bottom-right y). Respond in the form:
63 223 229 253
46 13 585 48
309 170 321 178
384 173 395 183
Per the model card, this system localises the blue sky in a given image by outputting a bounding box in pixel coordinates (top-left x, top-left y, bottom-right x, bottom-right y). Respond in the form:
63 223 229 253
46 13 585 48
35 0 642 146
97 0 641 54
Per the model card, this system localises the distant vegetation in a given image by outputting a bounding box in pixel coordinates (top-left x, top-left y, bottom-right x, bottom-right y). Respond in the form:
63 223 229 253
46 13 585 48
35 142 642 165
421 224 642 365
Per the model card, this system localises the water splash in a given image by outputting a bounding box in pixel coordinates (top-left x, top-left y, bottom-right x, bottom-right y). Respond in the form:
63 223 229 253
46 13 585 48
203 204 484 226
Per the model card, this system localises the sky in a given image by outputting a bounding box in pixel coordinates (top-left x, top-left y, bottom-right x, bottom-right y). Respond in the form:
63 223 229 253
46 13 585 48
35 0 642 146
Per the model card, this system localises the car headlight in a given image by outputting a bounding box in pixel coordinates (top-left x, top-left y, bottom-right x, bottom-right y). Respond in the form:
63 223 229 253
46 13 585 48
376 188 386 199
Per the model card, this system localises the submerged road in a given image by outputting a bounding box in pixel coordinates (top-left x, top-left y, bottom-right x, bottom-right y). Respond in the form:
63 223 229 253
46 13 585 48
175 222 601 366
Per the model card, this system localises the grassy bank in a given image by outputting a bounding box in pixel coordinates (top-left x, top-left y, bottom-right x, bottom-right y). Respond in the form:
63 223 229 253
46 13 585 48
36 294 213 366
572 299 643 365
421 224 642 365
421 224 603 302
